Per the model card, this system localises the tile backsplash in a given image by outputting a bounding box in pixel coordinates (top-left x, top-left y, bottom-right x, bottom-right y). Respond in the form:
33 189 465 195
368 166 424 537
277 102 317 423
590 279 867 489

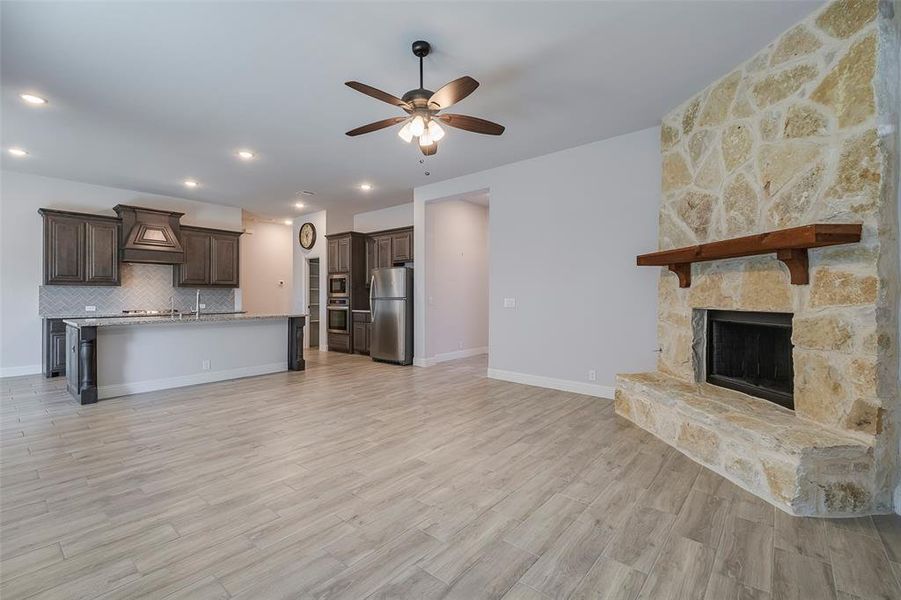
39 263 236 317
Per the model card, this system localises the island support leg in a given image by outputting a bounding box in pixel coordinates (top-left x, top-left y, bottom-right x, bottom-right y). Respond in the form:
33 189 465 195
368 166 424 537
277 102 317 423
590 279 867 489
78 326 98 405
288 317 306 372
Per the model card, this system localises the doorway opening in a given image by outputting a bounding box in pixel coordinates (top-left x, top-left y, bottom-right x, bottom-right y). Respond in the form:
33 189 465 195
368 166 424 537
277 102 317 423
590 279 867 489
423 190 489 365
307 257 321 348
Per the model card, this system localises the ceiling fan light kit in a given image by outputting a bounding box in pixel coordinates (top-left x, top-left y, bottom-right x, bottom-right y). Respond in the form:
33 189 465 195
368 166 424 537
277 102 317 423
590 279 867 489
345 40 505 156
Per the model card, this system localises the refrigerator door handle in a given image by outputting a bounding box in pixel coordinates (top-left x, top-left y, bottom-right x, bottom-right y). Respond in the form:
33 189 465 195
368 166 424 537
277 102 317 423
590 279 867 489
369 276 375 321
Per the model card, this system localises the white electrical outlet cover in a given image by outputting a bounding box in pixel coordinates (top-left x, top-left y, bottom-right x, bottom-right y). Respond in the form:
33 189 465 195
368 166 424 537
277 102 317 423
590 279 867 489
85 306 96 312
503 298 516 308
199 303 206 309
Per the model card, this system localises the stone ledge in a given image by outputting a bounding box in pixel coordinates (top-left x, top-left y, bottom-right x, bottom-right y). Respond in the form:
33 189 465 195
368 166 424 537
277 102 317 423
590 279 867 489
615 371 879 516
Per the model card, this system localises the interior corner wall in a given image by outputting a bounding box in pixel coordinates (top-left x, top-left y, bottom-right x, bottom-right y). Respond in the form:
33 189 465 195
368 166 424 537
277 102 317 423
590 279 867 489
413 126 661 397
0 170 243 377
292 210 327 349
424 199 489 361
240 217 294 314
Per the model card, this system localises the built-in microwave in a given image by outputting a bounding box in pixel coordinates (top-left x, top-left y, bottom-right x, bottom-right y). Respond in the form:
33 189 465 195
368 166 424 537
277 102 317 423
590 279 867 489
328 274 349 297
327 298 350 334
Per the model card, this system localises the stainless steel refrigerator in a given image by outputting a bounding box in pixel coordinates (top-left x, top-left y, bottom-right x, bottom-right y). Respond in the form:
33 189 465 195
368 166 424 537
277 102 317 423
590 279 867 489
370 267 413 365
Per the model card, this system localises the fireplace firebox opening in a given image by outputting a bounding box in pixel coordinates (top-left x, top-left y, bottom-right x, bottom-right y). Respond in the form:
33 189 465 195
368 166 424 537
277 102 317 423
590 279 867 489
705 310 794 410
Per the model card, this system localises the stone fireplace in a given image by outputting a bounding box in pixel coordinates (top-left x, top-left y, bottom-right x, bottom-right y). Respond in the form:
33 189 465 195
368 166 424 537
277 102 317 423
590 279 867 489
616 0 900 516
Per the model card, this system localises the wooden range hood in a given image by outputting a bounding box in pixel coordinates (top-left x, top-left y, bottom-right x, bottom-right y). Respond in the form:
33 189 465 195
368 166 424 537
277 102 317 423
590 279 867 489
113 205 186 264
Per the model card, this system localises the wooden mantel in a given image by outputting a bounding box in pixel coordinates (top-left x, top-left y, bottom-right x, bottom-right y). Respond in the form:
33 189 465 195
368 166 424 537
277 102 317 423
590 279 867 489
637 224 862 288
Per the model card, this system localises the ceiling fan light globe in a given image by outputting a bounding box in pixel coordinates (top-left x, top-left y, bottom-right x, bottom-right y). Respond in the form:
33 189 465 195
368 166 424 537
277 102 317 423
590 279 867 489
427 120 445 142
419 130 433 147
410 115 425 137
397 122 414 143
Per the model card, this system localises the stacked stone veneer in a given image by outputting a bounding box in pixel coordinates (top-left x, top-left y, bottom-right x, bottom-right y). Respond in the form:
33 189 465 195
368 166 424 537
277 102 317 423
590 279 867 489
616 0 900 516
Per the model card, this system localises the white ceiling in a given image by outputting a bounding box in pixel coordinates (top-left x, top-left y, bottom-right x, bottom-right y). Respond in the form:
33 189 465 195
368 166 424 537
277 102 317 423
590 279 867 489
1 1 817 220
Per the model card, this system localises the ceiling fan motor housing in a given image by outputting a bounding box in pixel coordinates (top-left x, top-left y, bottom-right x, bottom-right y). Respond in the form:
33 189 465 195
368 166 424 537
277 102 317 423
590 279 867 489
411 40 431 58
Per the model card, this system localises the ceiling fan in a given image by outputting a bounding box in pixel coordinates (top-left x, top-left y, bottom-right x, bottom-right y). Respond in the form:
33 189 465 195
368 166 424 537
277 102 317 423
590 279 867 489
345 40 505 156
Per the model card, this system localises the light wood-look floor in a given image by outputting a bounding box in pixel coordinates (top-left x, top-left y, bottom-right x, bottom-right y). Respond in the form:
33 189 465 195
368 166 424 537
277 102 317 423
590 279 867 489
2 351 900 600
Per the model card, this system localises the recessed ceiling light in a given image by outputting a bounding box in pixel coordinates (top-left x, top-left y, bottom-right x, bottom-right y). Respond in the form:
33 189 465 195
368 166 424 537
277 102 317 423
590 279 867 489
183 179 199 188
360 183 372 191
20 93 47 105
283 219 293 225
236 150 255 160
294 202 305 209
8 147 29 157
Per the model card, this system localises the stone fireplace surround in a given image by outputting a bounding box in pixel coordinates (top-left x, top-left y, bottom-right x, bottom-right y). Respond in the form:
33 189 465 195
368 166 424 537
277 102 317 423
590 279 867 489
615 0 900 516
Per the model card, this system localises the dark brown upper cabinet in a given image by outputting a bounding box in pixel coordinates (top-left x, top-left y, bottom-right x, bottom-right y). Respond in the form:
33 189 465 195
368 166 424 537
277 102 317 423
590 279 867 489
210 233 240 286
391 229 413 262
84 220 120 284
369 227 414 271
39 209 120 286
327 235 352 273
173 226 242 288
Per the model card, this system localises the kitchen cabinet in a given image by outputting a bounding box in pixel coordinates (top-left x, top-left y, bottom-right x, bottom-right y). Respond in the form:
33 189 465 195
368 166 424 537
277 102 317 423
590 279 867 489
173 226 242 288
368 227 414 272
84 220 120 284
327 236 351 273
39 209 121 286
43 318 68 377
352 311 371 355
391 229 413 262
210 234 239 286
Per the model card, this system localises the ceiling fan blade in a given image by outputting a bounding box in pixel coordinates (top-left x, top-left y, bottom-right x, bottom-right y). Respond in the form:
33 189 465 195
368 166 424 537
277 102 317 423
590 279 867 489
437 114 505 136
420 142 438 156
428 76 479 110
345 116 408 136
345 81 412 110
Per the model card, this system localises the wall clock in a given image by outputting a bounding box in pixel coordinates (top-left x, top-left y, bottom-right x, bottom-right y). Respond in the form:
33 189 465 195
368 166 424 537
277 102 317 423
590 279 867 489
298 222 316 250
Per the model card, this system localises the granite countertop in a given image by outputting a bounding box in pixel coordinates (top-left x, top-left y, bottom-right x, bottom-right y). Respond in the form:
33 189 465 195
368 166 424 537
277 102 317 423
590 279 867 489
64 313 307 328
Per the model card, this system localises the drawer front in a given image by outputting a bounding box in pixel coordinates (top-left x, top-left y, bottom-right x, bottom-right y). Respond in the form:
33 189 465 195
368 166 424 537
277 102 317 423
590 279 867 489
328 332 351 353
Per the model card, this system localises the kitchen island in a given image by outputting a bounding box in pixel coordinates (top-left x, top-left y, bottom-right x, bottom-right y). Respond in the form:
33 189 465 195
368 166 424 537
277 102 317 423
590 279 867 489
63 313 306 404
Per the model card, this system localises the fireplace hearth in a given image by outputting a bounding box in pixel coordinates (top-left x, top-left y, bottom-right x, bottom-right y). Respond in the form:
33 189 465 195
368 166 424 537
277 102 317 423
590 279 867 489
704 310 793 409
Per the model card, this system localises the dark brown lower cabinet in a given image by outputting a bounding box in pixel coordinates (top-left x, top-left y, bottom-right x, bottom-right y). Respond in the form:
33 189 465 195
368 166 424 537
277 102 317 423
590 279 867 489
328 332 351 353
43 318 68 377
352 311 371 355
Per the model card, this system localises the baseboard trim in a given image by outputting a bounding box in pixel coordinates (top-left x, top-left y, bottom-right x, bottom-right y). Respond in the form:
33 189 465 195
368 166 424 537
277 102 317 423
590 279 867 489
486 368 615 399
415 346 488 367
99 362 287 399
0 364 43 378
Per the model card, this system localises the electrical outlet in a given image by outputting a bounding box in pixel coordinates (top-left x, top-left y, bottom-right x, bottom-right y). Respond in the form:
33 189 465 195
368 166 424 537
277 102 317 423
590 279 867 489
588 370 597 382
199 303 206 309
503 297 516 308
202 360 211 370
85 305 96 312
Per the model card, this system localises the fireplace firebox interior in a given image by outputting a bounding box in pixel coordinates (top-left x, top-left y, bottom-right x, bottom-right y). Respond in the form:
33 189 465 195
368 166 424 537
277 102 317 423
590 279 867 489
705 310 794 409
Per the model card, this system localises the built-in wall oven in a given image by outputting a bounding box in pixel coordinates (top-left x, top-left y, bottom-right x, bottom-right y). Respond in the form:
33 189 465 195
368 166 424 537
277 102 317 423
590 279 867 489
327 298 350 334
328 274 349 298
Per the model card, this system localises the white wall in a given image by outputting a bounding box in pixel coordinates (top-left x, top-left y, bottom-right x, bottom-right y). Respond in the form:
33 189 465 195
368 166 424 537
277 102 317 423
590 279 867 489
0 170 242 376
240 215 293 314
353 203 413 233
413 126 661 397
292 210 327 349
424 198 489 362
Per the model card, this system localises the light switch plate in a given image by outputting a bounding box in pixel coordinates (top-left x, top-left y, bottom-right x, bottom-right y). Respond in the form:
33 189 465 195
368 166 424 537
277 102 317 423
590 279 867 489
503 298 516 308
